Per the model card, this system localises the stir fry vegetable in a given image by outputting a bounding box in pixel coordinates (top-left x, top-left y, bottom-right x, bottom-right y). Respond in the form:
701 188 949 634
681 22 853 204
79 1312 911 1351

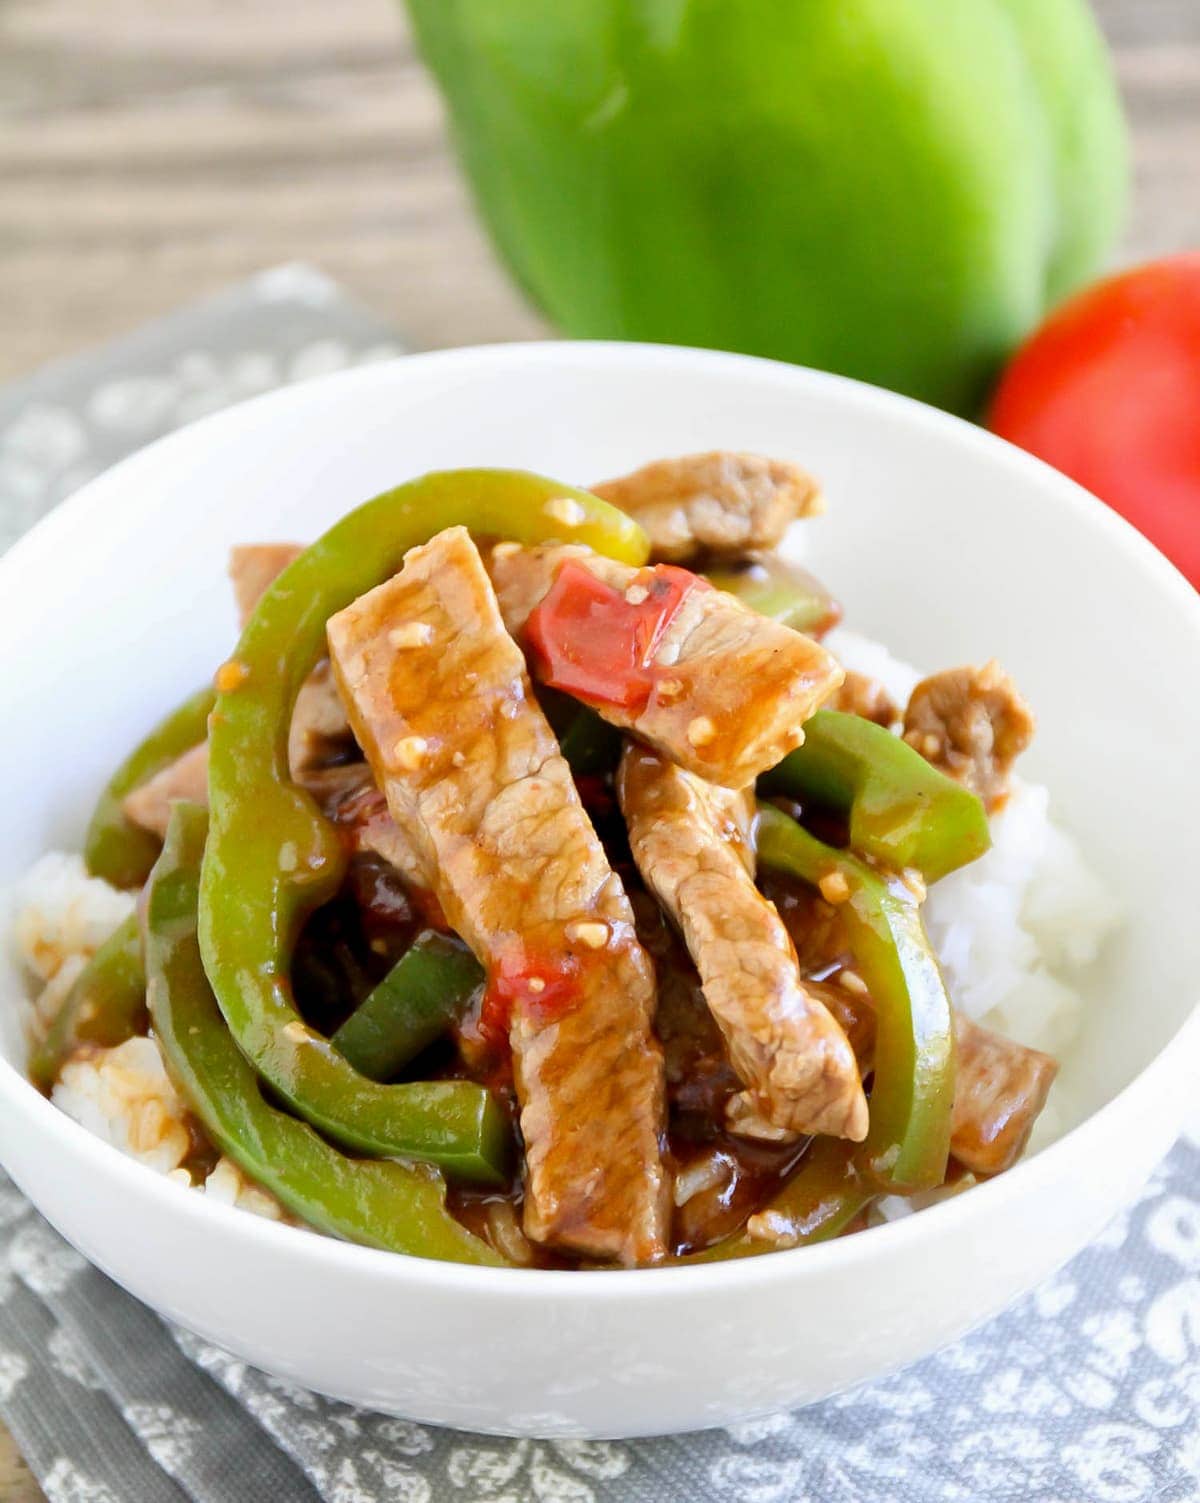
705 556 841 637
145 804 502 1264
84 687 214 888
689 1138 872 1262
200 470 647 1182
755 804 955 1192
332 931 484 1083
28 914 146 1092
761 710 991 883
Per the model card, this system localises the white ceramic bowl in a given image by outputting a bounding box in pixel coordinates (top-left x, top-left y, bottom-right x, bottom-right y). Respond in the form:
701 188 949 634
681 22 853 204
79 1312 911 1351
1 344 1197 1438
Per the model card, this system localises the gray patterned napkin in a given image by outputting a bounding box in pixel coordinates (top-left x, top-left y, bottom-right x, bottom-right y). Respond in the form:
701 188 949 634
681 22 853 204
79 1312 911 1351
1 270 1198 1503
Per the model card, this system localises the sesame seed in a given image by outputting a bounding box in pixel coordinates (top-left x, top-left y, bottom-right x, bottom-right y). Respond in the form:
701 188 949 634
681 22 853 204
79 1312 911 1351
392 735 428 770
624 583 650 605
387 622 433 649
526 977 546 994
283 1020 311 1043
839 969 869 995
214 659 249 693
745 1211 796 1247
923 734 941 759
687 715 717 748
451 751 466 768
278 841 298 873
567 920 609 950
818 870 851 905
544 496 586 527
901 867 928 902
655 677 684 703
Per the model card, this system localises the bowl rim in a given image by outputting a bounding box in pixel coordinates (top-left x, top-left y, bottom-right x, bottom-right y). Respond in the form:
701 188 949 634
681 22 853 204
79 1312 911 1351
3 338 1199 1300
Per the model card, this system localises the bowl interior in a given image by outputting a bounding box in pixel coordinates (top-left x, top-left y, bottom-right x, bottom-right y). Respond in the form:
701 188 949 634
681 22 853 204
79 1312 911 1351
2 343 1197 1143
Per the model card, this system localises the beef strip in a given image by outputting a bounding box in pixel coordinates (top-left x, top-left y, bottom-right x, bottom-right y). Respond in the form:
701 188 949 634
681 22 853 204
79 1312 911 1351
120 741 210 839
618 741 867 1142
326 525 669 1264
828 670 899 729
227 542 303 624
490 543 843 789
902 662 1035 812
591 451 823 563
949 1012 1058 1174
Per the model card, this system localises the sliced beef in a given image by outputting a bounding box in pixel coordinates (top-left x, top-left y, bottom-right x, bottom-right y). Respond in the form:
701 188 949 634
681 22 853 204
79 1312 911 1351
490 543 842 789
326 526 669 1265
618 741 867 1142
592 451 823 562
903 662 1035 812
950 1012 1058 1175
287 659 355 777
829 671 899 729
228 543 303 626
121 742 210 838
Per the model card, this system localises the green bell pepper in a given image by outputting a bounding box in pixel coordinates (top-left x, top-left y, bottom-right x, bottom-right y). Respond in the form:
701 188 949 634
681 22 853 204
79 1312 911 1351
332 930 484 1083
28 914 147 1092
756 804 955 1192
705 557 840 637
145 805 503 1264
761 710 991 884
686 1138 873 1263
200 468 647 1182
85 687 215 889
404 0 1127 415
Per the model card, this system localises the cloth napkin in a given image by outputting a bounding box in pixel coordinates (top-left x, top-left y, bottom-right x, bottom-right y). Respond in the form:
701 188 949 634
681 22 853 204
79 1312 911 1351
1 269 1198 1503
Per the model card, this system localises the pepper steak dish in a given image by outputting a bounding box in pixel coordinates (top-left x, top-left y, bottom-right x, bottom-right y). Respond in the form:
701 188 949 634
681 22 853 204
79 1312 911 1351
16 455 1084 1269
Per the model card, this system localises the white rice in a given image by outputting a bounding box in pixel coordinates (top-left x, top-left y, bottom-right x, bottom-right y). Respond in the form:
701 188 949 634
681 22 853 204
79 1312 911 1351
7 630 1120 1224
10 852 135 984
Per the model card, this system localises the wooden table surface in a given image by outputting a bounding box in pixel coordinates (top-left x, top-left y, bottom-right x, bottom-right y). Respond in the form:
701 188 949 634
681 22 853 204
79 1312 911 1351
0 0 1197 1494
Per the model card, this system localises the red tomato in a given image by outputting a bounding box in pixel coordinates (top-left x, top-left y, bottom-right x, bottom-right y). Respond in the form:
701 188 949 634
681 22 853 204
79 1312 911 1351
989 253 1200 586
525 560 703 709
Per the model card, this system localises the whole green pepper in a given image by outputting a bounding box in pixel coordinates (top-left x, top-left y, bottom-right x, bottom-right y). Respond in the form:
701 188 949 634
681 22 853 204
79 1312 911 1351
146 805 502 1264
85 687 215 889
762 710 991 884
200 469 647 1181
332 931 484 1083
28 914 147 1092
404 0 1127 415
756 804 955 1192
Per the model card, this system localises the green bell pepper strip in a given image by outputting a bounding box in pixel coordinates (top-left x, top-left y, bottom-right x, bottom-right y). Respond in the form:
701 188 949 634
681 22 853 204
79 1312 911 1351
28 914 147 1092
705 557 840 637
756 804 955 1192
685 1138 874 1263
557 706 623 776
146 805 503 1265
332 931 484 1083
199 469 648 1181
84 687 215 889
760 710 991 884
